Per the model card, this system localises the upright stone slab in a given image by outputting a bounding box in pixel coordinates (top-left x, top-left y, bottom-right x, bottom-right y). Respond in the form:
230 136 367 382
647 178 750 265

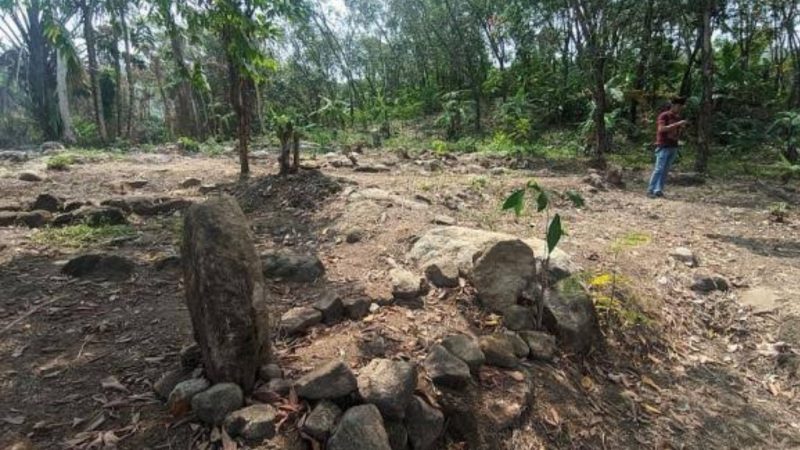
182 195 270 392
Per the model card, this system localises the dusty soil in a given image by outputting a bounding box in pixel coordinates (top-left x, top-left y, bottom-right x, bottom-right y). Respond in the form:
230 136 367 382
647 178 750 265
1 148 799 449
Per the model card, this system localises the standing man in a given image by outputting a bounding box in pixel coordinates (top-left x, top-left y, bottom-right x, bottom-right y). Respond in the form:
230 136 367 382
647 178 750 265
648 96 689 198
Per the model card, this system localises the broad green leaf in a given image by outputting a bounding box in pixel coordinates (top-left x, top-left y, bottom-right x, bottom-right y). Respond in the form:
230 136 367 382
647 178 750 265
502 189 525 216
565 190 585 208
546 214 563 255
536 191 549 212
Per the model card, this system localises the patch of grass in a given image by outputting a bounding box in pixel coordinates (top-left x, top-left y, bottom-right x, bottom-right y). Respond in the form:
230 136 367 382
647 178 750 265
45 153 76 170
178 136 200 153
199 138 226 157
32 224 136 248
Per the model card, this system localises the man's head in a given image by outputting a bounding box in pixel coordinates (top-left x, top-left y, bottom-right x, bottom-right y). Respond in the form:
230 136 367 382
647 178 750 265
670 96 687 113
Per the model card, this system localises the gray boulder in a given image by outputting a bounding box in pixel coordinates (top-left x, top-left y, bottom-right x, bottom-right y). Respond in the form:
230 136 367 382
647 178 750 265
423 345 471 389
153 369 190 401
342 297 371 320
61 254 135 281
31 193 64 212
17 210 52 228
424 259 460 288
384 421 409 450
301 400 342 441
479 335 519 368
279 307 322 336
328 404 392 450
262 250 325 282
519 331 557 361
295 360 357 400
224 404 277 442
441 334 484 373
167 378 210 416
542 279 601 355
502 331 530 358
390 268 429 301
191 383 244 426
405 396 444 450
503 305 535 331
691 274 729 293
314 293 344 325
357 359 417 419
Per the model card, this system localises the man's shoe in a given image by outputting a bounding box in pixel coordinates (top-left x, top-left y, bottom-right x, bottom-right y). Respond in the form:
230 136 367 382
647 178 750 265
655 191 665 198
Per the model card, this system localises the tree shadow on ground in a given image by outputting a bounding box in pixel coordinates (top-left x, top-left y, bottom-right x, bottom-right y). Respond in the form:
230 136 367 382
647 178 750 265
706 233 800 258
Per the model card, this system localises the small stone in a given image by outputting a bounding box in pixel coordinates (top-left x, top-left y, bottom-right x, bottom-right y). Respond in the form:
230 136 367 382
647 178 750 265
423 345 471 389
280 307 323 336
31 193 63 212
405 396 444 450
259 363 283 382
125 180 149 189
384 421 408 450
503 305 535 331
518 331 557 361
502 331 530 358
670 247 698 267
61 254 135 281
168 378 210 416
345 228 365 244
153 369 189 401
691 274 729 294
17 210 52 228
328 404 392 450
432 215 456 226
295 360 357 400
313 294 344 325
357 359 417 419
301 400 342 441
18 172 43 182
390 268 429 301
191 383 244 425
479 335 519 369
262 250 325 282
424 260 460 288
179 343 202 369
441 335 484 374
180 177 203 188
224 404 277 442
342 297 371 320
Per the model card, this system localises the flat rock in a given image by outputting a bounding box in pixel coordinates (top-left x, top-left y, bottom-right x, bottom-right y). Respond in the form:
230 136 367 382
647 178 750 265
224 404 277 442
503 305 535 331
262 250 325 282
390 268 429 301
168 378 210 416
405 396 444 450
739 287 781 314
279 307 322 336
542 279 601 355
357 359 417 419
301 400 342 441
424 259 459 288
295 360 357 400
670 247 698 267
18 172 43 182
519 331 557 361
423 345 471 389
313 293 344 325
328 404 392 450
691 274 729 294
192 383 244 426
441 335 484 373
479 335 519 368
61 254 135 281
342 297 371 319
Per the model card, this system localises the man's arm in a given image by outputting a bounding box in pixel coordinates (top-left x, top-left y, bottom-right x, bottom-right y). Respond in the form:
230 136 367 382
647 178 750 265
658 117 689 133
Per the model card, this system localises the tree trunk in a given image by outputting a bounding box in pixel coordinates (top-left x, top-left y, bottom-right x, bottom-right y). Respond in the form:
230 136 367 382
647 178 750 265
680 31 704 97
164 6 199 138
26 0 58 140
696 2 714 174
152 56 173 138
629 0 654 124
225 30 251 178
82 0 108 142
56 49 76 144
118 1 135 139
592 53 609 167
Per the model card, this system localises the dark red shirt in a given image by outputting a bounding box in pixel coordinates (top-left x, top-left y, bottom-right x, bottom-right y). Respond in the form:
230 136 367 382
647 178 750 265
656 111 681 147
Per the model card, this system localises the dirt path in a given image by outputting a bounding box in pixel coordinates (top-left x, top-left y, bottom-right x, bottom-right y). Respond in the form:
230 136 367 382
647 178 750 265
1 150 798 449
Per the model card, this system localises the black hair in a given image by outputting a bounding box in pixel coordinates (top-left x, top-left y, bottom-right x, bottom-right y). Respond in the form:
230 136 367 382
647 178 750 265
671 96 687 105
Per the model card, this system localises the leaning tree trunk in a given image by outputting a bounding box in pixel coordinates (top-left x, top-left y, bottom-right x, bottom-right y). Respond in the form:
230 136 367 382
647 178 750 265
82 0 108 142
696 2 714 174
118 1 134 138
56 49 76 144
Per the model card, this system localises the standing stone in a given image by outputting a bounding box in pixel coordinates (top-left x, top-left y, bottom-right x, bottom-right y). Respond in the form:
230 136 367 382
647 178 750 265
182 195 270 392
357 359 417 419
295 360 357 400
441 335 485 374
301 400 342 441
471 240 537 313
405 396 444 450
191 383 244 426
423 345 471 389
542 279 601 355
328 405 392 450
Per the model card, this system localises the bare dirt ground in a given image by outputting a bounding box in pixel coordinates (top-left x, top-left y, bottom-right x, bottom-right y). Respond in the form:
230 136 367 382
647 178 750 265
1 148 799 450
